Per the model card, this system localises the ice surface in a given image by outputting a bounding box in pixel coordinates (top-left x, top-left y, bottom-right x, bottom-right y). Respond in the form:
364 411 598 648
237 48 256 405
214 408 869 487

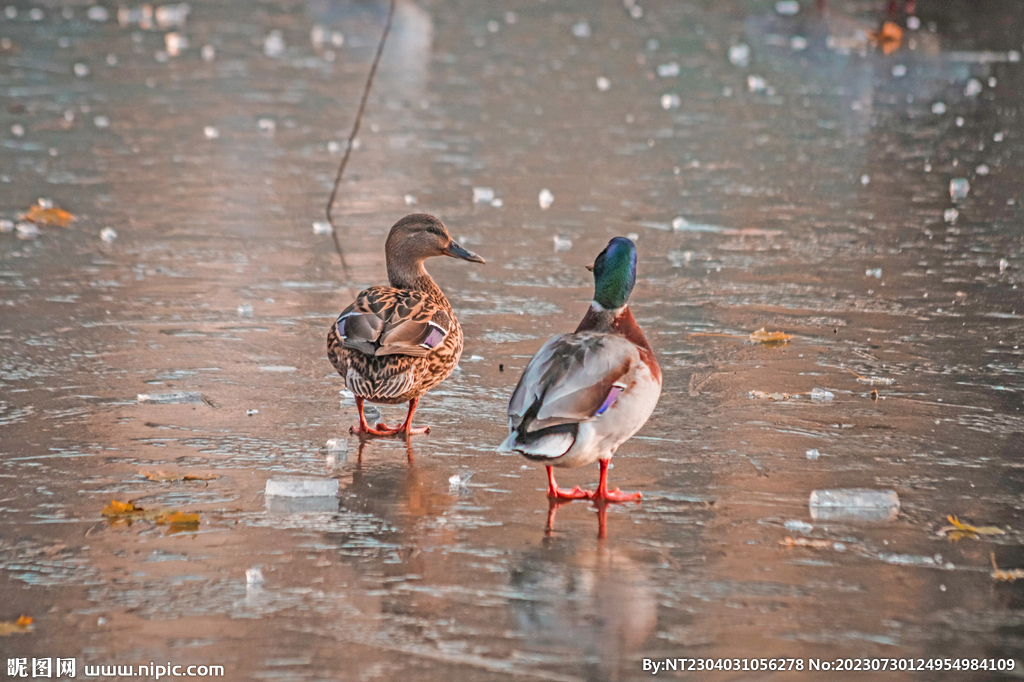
138 391 204 404
265 477 339 498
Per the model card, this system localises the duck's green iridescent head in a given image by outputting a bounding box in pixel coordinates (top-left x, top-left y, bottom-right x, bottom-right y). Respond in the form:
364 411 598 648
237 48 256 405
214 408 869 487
591 237 637 309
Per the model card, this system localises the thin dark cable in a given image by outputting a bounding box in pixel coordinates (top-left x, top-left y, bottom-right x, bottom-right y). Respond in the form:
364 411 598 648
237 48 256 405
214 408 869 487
326 0 398 279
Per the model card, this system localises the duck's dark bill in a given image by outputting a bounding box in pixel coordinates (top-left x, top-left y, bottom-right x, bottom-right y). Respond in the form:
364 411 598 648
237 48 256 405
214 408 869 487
447 242 485 263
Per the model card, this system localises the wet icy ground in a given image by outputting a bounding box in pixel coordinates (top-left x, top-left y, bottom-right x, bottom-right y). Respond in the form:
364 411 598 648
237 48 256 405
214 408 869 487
1 0 1024 679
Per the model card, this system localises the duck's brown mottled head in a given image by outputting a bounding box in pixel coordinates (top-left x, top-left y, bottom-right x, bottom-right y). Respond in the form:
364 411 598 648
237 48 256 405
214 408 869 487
385 214 484 288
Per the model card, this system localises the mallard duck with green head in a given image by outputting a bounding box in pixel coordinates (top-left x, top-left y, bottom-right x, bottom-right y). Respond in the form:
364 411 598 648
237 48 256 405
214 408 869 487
499 237 661 502
327 214 484 436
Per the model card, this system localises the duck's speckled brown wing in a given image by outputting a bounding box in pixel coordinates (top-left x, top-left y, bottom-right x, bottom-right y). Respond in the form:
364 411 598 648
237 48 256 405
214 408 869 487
327 286 463 404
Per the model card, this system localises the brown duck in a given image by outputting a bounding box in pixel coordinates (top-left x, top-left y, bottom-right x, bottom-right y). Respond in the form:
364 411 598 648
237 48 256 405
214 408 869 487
327 214 485 436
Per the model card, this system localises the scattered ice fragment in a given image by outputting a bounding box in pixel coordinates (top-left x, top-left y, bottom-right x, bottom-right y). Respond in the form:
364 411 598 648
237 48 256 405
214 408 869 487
784 519 813 533
118 5 153 27
810 388 834 401
100 227 117 243
265 477 339 498
339 388 356 406
448 472 473 491
94 115 110 129
28 7 42 20
472 187 494 204
833 542 847 551
246 409 258 416
106 53 118 66
892 64 908 78
327 140 341 153
538 188 554 209
87 5 109 21
626 232 639 241
37 198 53 209
312 221 333 235
943 208 958 223
203 126 219 139
487 20 499 33
747 75 767 92
964 78 982 97
865 268 882 278
329 31 344 47
245 568 264 585
955 116 964 127
596 76 610 91
806 448 821 460
906 16 920 30
257 118 276 133
988 77 997 87
571 20 591 38
11 124 25 137
326 438 348 453
811 488 899 522
403 194 417 206
790 36 807 51
311 25 326 48
728 44 750 67
671 217 688 231
138 391 204 404
931 102 946 115
165 32 188 56
155 3 190 28
491 198 503 208
660 93 681 109
3 5 15 18
775 0 800 15
999 258 1008 273
949 178 970 201
656 62 680 77
860 174 870 186
363 403 381 422
553 236 572 252
976 164 989 176
237 303 253 316
74 63 90 77
994 131 1004 142
264 30 285 57
505 11 517 24
15 222 39 240
201 44 215 61
258 365 296 372
630 5 642 18
0 219 13 233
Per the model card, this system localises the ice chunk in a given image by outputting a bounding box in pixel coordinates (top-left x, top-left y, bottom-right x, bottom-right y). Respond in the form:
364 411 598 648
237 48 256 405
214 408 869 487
747 75 766 92
949 178 970 201
728 44 750 67
994 131 1004 142
656 62 680 77
257 118 276 133
860 174 870 186
203 126 219 139
943 208 958 223
491 198 503 208
201 45 215 62
805 448 821 460
404 194 417 205
94 115 110 129
266 477 339 498
246 409 258 416
11 124 25 137
660 93 681 109
245 567 264 585
553 236 572 252
931 102 946 115
165 32 188 56
538 188 554 209
810 488 899 522
571 20 591 38
258 365 296 372
671 217 689 231
339 388 356 406
906 16 920 29
155 3 190 29
237 303 253 316
964 78 982 97
865 268 882 278
449 472 473 491
891 64 907 78
472 187 494 204
100 227 117 242
74 63 90 77
790 36 807 51
976 164 989 176
326 438 348 452
87 5 109 21
775 0 799 14
0 220 13 233
596 76 610 91
312 221 333 235
784 519 813 533
138 391 204 404
264 30 285 57
999 258 1008 273
810 387 834 401
16 223 39 240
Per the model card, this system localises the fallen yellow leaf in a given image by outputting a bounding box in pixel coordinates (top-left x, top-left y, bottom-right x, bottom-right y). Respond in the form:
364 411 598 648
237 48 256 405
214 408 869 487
939 515 1006 541
102 500 142 516
870 21 903 55
991 553 1024 582
748 328 793 345
141 470 217 483
154 511 200 525
0 615 34 636
22 204 75 227
779 536 831 549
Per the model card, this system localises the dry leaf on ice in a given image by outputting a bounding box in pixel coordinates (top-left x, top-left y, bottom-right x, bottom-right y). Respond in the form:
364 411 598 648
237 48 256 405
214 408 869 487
748 328 793 345
0 615 34 636
21 204 76 227
991 553 1024 582
779 536 832 549
939 515 1006 542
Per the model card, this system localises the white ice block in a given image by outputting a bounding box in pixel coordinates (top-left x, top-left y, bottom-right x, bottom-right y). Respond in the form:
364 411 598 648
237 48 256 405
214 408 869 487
265 477 339 498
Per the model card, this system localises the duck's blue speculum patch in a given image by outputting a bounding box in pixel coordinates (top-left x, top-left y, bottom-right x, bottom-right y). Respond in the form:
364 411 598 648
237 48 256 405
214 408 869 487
592 237 637 310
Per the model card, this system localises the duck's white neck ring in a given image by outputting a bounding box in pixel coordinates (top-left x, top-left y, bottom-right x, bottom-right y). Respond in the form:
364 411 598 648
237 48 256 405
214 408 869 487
591 301 626 316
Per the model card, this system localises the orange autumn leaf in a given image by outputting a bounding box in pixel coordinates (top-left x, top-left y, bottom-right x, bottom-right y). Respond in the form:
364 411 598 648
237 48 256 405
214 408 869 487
102 500 143 516
749 328 793 345
0 615 34 636
22 204 76 227
154 511 200 525
870 21 903 55
779 536 831 549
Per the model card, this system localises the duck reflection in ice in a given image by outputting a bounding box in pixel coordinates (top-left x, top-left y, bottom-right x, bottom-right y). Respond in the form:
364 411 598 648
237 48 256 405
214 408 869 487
508 539 657 682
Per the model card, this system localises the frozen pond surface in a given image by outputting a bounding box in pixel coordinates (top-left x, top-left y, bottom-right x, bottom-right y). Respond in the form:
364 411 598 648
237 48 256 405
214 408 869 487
1 0 1023 679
